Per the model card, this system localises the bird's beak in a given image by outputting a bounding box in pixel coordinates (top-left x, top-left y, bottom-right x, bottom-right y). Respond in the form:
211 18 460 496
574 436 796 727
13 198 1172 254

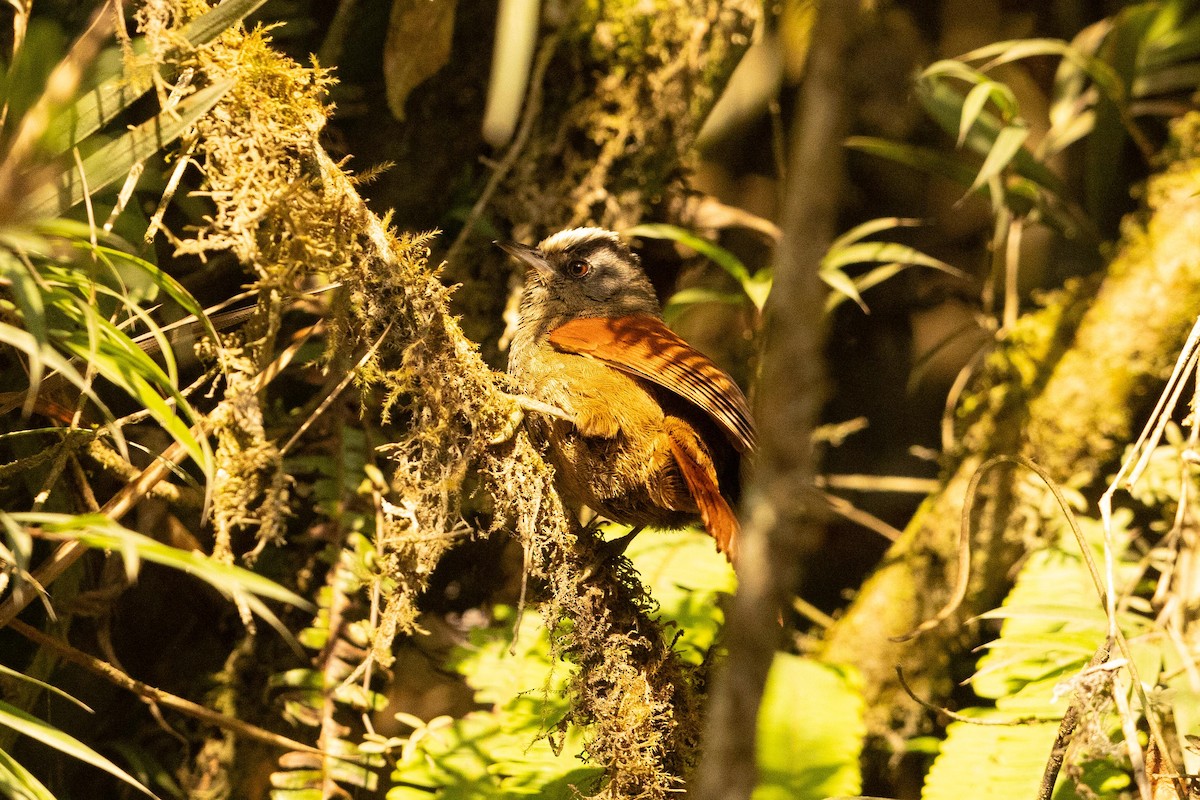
495 240 553 280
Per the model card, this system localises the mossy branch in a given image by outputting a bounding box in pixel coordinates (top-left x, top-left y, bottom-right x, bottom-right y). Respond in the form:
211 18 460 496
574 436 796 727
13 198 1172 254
159 9 708 794
819 112 1200 739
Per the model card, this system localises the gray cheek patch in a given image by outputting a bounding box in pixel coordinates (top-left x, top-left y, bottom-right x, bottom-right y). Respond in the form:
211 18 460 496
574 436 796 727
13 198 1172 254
579 251 626 302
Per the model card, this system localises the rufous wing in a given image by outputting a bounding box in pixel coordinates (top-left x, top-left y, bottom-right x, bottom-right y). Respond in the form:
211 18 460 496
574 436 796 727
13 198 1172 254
547 315 755 453
665 429 738 561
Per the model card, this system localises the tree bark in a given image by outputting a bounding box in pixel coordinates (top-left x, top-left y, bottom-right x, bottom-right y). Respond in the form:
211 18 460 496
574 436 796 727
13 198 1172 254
693 1 858 797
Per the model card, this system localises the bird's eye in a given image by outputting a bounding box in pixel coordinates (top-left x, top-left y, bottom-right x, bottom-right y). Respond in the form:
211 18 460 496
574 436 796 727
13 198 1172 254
566 259 591 278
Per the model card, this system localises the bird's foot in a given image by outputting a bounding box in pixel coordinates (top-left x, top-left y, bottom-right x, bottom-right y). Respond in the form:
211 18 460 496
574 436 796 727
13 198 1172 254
580 525 644 581
488 394 575 445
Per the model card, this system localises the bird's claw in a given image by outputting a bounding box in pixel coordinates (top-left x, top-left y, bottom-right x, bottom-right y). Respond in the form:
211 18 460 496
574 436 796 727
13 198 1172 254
579 525 644 582
488 394 575 445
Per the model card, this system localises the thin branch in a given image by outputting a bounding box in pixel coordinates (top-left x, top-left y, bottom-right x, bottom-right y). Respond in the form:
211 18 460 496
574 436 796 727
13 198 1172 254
895 666 1047 726
9 618 345 760
692 1 856 797
1037 638 1114 800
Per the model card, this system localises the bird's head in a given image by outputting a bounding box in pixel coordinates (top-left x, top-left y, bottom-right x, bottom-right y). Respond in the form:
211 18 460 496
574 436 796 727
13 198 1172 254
497 227 660 336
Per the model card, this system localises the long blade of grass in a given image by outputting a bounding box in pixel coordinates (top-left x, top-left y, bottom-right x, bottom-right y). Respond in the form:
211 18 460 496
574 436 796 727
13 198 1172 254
0 699 157 798
22 513 309 606
0 661 92 713
625 223 752 284
19 512 313 610
0 249 47 415
0 747 56 800
28 78 234 219
47 0 268 152
0 321 122 449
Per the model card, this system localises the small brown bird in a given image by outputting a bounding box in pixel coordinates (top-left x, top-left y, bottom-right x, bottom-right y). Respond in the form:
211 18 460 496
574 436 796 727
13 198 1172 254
498 227 755 562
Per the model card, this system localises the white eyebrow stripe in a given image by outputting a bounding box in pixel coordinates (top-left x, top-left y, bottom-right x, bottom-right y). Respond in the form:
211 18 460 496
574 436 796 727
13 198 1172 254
538 227 621 253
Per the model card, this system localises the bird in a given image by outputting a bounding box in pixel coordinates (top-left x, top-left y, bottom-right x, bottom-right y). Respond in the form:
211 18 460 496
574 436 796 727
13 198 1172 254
497 227 755 563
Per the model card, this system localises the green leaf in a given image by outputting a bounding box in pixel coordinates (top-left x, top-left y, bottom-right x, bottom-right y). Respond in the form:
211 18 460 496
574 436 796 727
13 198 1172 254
664 287 747 310
915 79 1066 197
753 655 863 800
625 223 752 284
14 513 313 611
0 321 121 442
55 318 211 477
0 700 157 798
0 747 56 800
28 78 235 219
663 286 749 324
970 122 1030 192
965 37 1127 104
0 662 92 713
820 268 866 312
627 528 736 663
44 67 157 155
828 216 923 252
959 81 1018 146
844 137 979 187
922 719 1060 800
821 237 964 314
68 239 220 353
743 268 773 311
47 0 268 153
1142 4 1200 69
920 58 988 85
0 249 48 411
392 607 603 799
825 263 907 313
177 0 269 50
822 241 959 275
1133 60 1200 97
